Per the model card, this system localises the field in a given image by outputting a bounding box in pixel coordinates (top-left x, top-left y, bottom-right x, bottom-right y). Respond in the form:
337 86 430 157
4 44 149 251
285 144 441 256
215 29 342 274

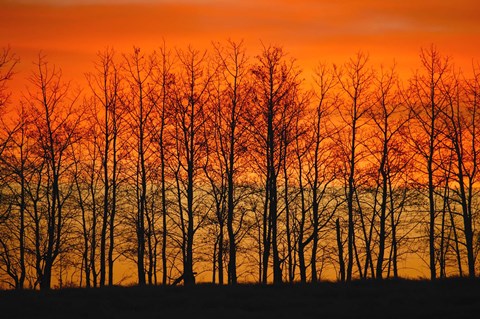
1 279 479 318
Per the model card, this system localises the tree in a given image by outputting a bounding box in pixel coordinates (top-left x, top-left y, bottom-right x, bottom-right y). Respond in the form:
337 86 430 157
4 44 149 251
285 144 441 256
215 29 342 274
2 43 480 287
441 64 479 278
122 47 157 286
172 46 212 285
0 104 30 289
26 55 82 289
461 63 480 277
368 64 410 279
0 47 22 289
250 44 301 284
70 117 101 287
210 40 251 285
86 47 123 286
406 45 451 280
150 42 176 285
333 52 374 281
0 47 18 112
306 63 339 283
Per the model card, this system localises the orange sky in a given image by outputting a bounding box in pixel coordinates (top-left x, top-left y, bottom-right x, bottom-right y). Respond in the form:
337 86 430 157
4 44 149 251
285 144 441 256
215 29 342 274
1 0 479 282
1 0 480 88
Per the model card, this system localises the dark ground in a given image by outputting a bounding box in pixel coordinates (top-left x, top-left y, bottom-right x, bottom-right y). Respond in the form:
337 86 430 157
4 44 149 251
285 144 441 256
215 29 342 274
1 278 479 319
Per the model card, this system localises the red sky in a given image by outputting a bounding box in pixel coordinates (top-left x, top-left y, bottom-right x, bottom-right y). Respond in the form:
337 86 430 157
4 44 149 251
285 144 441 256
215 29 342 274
1 0 480 86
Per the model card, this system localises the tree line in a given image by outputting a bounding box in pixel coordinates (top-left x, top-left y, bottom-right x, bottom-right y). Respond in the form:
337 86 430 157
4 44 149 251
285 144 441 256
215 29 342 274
0 42 479 290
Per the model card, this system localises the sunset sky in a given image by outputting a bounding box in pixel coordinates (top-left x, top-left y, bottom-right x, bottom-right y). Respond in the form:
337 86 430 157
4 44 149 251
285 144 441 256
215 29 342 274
1 0 480 86
2 0 480 284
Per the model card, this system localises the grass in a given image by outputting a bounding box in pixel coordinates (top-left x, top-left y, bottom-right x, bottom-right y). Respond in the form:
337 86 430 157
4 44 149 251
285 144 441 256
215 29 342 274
1 278 479 318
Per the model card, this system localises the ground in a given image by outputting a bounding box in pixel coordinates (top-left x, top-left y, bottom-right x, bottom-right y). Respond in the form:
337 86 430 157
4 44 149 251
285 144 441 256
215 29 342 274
1 279 479 318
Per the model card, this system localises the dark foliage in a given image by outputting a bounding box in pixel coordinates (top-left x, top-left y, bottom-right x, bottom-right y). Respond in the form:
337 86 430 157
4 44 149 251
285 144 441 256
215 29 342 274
0 278 479 318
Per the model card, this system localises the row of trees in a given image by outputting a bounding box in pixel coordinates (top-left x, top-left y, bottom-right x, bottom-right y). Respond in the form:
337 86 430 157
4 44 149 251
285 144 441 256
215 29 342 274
0 42 479 290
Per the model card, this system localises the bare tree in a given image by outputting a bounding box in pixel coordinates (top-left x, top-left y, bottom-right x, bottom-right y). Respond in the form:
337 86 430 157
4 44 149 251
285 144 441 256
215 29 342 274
203 66 228 285
210 40 251 285
0 49 23 288
172 46 212 286
0 104 30 289
250 44 301 284
26 55 82 289
122 47 157 285
70 117 101 287
307 63 340 282
86 47 123 286
406 45 451 280
368 64 410 279
0 47 18 112
150 42 176 285
441 64 479 278
2 43 480 288
333 52 374 281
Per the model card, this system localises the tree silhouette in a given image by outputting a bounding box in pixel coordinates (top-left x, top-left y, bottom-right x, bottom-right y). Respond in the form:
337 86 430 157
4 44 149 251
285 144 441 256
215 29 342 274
250 45 302 284
0 43 479 288
172 46 212 286
26 55 82 289
406 45 451 280
333 52 375 281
